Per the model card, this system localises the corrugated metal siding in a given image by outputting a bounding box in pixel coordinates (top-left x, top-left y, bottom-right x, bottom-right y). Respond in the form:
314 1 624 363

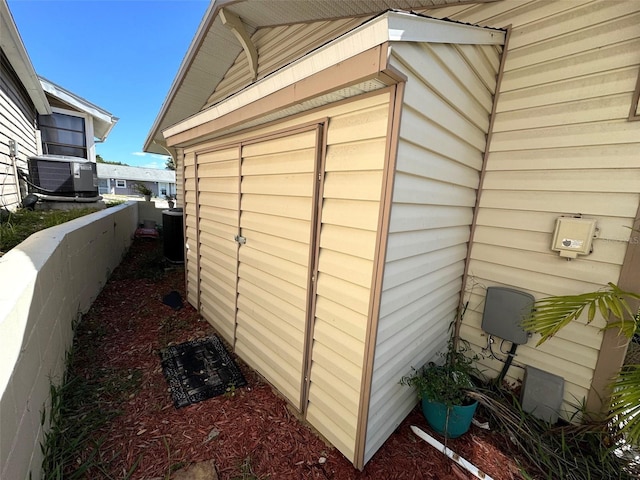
306 92 390 462
205 17 369 108
235 129 319 409
364 41 500 463
417 0 640 410
0 88 37 211
197 147 240 344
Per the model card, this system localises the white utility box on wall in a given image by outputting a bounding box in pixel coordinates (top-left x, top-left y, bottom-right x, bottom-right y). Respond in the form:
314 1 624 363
551 217 597 259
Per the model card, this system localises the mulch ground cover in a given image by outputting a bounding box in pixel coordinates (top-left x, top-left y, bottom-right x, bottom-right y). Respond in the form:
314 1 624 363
66 237 526 479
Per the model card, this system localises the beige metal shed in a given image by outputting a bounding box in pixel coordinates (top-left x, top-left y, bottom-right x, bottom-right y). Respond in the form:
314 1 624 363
157 10 504 468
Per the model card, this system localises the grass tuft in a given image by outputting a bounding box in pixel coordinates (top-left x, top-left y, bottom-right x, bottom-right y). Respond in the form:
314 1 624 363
0 207 99 254
40 331 143 478
469 388 640 479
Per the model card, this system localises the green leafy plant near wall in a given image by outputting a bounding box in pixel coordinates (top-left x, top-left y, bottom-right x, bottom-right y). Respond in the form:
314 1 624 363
133 183 153 196
522 282 640 446
400 337 479 407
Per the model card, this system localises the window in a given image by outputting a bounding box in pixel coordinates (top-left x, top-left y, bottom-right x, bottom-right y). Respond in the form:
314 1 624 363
116 179 126 188
38 112 87 158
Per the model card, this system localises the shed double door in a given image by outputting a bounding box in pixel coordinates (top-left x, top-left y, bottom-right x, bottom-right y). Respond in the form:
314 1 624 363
197 126 322 410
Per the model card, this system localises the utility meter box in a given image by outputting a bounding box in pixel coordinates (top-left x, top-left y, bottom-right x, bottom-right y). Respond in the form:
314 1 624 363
551 217 596 259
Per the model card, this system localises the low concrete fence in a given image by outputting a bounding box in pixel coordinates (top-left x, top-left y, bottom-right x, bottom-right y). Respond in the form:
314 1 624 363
0 201 140 480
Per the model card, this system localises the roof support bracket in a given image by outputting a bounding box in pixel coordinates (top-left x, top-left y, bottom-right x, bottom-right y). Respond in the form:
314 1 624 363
220 8 258 81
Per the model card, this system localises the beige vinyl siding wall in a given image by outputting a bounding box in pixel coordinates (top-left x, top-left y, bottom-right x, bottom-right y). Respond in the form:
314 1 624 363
419 0 640 409
364 41 500 462
204 17 369 108
306 93 389 462
0 88 37 211
183 151 198 306
180 92 391 463
235 129 319 409
197 147 240 344
175 154 184 207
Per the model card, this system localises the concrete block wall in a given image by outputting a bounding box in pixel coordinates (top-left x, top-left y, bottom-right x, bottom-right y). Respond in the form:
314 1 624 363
138 199 167 228
0 201 139 480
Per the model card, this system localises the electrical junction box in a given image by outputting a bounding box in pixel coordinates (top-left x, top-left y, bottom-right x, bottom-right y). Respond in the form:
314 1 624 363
481 286 535 345
521 365 564 424
551 217 597 259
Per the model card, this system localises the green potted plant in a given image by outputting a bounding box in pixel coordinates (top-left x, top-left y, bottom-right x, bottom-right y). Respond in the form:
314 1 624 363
401 338 480 438
134 183 153 201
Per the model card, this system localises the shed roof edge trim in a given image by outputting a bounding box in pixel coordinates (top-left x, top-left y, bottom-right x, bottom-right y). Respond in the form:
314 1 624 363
162 11 504 140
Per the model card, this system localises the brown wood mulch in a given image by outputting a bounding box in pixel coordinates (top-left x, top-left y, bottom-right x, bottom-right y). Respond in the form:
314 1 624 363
69 238 526 480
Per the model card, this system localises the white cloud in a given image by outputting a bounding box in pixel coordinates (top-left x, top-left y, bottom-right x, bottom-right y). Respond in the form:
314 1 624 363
142 161 162 169
132 152 169 159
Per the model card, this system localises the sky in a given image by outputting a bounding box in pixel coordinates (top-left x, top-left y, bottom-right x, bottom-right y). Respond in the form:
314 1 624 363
8 0 210 169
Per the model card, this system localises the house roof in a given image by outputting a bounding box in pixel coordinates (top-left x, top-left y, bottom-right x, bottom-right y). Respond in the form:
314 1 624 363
96 163 176 183
39 76 119 141
143 0 501 155
0 0 50 114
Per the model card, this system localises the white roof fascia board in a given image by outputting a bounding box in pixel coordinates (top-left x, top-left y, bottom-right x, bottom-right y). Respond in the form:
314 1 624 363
39 76 119 141
163 11 504 140
97 163 175 183
387 10 504 44
0 0 51 114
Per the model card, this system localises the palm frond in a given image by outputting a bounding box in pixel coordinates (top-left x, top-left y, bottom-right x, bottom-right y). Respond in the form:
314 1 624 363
610 365 640 446
522 283 640 346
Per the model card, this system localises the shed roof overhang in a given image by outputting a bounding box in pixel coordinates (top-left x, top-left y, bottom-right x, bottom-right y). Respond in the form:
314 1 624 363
96 163 176 183
0 0 51 115
144 0 502 154
162 10 504 148
39 76 119 141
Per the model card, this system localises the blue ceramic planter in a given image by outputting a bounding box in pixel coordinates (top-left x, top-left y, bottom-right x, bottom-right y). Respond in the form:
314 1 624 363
421 397 478 438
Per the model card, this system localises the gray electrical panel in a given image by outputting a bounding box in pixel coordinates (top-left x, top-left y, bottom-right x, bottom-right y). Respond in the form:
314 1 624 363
481 286 534 345
521 365 565 424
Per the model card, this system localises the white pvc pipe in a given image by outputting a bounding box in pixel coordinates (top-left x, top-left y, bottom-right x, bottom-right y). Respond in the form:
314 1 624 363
410 425 494 480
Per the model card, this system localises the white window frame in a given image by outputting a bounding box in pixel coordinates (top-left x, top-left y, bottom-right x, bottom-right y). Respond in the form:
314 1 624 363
115 179 126 188
48 107 96 160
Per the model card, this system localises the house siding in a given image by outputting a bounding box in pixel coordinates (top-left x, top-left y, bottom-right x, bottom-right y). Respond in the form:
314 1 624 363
0 49 38 211
418 0 640 410
364 41 501 463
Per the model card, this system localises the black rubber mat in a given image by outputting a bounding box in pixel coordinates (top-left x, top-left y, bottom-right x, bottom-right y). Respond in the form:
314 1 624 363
160 335 246 408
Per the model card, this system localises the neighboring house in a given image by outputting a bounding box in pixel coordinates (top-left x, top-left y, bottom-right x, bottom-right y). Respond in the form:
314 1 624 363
96 163 176 198
0 0 117 210
144 0 640 469
38 76 117 163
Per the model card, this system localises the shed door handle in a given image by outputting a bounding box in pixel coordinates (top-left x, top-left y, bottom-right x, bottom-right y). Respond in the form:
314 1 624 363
234 235 246 245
